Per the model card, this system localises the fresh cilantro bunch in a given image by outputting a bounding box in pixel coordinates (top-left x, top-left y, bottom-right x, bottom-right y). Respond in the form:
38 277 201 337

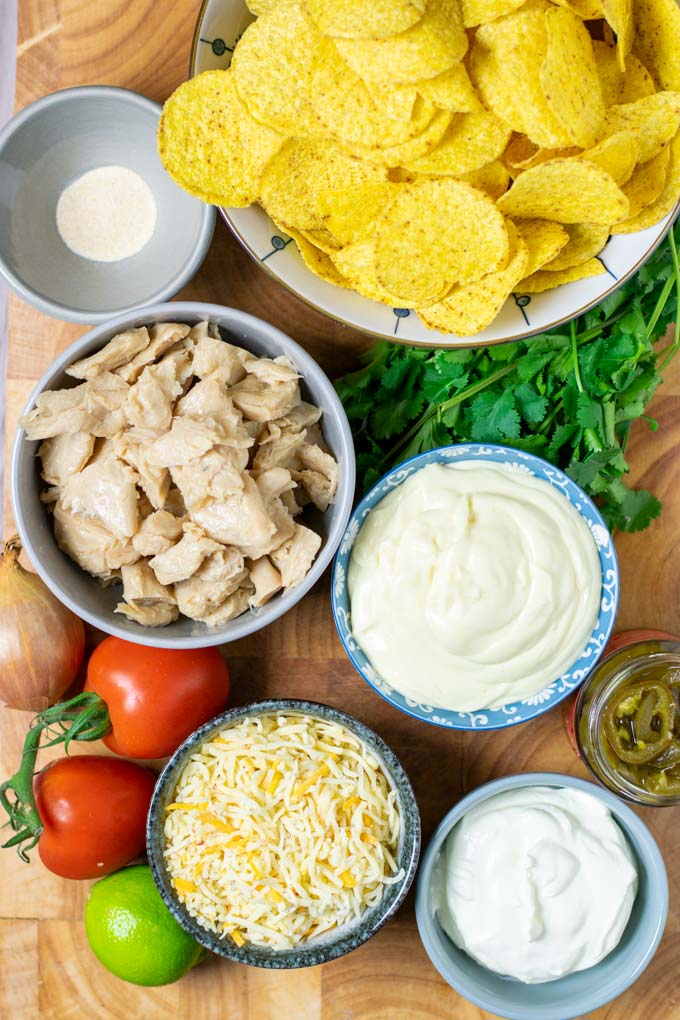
335 222 680 533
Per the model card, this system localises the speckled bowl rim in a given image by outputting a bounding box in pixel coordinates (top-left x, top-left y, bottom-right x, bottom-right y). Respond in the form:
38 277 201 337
331 443 620 731
147 699 421 968
0 85 215 323
415 772 668 1020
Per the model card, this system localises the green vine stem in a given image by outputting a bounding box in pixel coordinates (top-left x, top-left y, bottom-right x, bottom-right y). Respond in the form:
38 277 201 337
0 692 111 862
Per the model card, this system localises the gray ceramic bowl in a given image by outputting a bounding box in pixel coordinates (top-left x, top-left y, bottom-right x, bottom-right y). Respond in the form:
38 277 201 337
147 699 421 968
11 302 355 648
416 773 668 1020
0 86 214 322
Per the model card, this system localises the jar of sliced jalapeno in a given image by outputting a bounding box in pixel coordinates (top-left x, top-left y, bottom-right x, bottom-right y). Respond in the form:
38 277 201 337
575 631 680 806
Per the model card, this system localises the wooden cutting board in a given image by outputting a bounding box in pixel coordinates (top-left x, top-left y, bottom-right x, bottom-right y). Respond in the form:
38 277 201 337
2 3 680 1018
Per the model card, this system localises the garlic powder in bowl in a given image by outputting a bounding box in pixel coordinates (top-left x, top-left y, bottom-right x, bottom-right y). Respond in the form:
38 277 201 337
149 701 420 966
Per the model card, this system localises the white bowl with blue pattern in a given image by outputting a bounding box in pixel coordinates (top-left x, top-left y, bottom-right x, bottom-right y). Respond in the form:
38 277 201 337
190 1 679 349
331 444 619 731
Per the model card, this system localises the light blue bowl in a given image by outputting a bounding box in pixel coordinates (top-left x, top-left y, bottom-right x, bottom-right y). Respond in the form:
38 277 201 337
415 773 668 1020
331 443 619 731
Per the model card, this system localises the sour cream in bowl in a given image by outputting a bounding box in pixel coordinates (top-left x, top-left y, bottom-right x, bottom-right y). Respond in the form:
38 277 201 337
331 444 619 730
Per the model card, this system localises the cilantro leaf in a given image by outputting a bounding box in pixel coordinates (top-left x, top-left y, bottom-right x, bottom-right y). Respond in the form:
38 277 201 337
469 389 521 442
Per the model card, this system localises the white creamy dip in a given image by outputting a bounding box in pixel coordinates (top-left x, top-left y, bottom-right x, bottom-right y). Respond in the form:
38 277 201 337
347 461 601 711
437 786 638 983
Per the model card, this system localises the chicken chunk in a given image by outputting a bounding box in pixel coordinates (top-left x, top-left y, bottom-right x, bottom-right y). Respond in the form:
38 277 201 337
277 402 323 431
114 429 170 509
61 456 139 540
146 417 224 468
132 510 184 557
39 432 95 487
121 560 176 605
66 327 150 380
255 467 296 551
171 447 245 510
20 382 97 439
116 323 191 383
270 524 322 590
248 556 282 607
54 501 139 576
175 547 248 621
191 474 277 559
252 426 307 474
175 375 243 434
292 443 339 512
126 358 186 430
149 522 221 586
115 601 179 627
193 336 249 384
201 584 254 627
229 360 301 423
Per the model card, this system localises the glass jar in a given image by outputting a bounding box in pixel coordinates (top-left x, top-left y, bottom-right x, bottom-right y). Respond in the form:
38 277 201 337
574 630 680 806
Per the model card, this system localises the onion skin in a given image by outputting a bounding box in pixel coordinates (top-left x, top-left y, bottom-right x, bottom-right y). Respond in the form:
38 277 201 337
0 537 85 712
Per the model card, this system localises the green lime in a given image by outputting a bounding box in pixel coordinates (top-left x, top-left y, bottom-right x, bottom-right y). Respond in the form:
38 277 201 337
84 865 205 986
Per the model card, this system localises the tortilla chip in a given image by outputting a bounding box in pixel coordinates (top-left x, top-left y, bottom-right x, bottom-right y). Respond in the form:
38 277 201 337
542 222 610 270
331 239 430 307
285 226 351 285
539 7 606 148
459 160 511 199
318 182 397 245
460 0 527 27
601 0 633 71
347 108 453 167
497 157 629 223
403 110 511 176
367 81 419 122
592 41 656 105
518 258 606 292
632 0 680 91
416 64 481 112
158 70 283 207
581 130 639 184
306 0 426 39
618 147 671 218
514 218 570 273
612 133 680 231
605 91 680 164
550 0 604 18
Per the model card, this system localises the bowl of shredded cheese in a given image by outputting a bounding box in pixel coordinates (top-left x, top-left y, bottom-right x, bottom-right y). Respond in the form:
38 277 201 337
147 700 420 967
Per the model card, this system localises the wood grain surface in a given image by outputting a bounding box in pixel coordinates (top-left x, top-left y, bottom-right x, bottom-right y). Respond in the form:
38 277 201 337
2 3 680 1019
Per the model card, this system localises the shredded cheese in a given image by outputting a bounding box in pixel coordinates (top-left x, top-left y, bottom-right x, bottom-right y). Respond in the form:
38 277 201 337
163 713 403 950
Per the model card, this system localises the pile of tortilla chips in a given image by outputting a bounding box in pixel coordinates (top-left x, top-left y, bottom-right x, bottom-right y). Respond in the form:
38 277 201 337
158 0 680 336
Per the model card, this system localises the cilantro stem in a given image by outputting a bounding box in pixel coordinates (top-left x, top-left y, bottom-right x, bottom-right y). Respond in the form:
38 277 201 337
656 225 680 372
570 320 584 393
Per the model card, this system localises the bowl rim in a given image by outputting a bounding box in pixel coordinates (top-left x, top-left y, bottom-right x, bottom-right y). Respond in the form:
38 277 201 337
188 0 680 350
0 85 216 324
146 698 422 968
10 301 356 648
331 442 620 730
414 771 669 1020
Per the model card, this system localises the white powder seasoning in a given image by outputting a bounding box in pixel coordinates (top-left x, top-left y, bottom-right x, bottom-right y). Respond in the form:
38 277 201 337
56 165 157 262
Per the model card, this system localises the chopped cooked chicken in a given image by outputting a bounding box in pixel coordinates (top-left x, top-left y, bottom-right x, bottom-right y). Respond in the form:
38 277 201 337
54 501 139 576
28 319 337 628
248 557 282 607
149 522 221 586
117 323 190 383
66 327 150 380
175 547 248 621
292 443 339 512
38 432 94 486
121 560 176 605
61 456 139 540
115 601 179 627
171 447 245 510
201 584 254 626
270 524 322 590
146 417 224 468
132 510 184 557
192 474 277 559
193 336 249 384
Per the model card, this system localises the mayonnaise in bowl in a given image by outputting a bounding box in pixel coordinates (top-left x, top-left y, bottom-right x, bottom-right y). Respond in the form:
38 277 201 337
347 459 602 712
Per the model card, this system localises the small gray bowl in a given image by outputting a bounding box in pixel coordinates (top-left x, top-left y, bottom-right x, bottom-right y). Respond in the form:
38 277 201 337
0 86 214 322
147 699 421 968
11 302 355 648
416 773 668 1020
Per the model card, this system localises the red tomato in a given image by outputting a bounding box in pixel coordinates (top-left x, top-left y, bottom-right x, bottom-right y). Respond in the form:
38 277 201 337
84 638 230 759
34 756 156 880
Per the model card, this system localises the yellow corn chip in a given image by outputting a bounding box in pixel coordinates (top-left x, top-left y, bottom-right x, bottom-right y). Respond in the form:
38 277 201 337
158 70 283 207
348 109 453 167
632 0 680 92
542 222 610 270
539 7 606 148
459 160 511 199
318 183 397 245
246 0 277 12
470 5 574 149
592 41 655 105
367 81 419 122
550 0 604 18
374 178 509 303
497 157 629 223
334 0 467 85
514 218 570 273
259 138 385 230
581 130 639 184
231 0 323 137
331 239 429 307
285 227 351 286
504 140 579 174
606 92 680 163
619 147 671 218
612 133 680 231
418 223 529 335
416 64 481 113
518 258 606 292
601 0 633 71
306 0 426 39
460 0 527 27
403 110 511 176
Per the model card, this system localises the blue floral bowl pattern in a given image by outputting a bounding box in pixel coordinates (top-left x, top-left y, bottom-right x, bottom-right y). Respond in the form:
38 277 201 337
331 444 619 731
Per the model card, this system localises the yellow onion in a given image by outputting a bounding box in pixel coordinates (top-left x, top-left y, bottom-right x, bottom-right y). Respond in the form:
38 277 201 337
0 536 85 711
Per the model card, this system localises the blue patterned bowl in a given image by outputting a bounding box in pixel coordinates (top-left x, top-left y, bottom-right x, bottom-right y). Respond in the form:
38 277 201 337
331 444 619 731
